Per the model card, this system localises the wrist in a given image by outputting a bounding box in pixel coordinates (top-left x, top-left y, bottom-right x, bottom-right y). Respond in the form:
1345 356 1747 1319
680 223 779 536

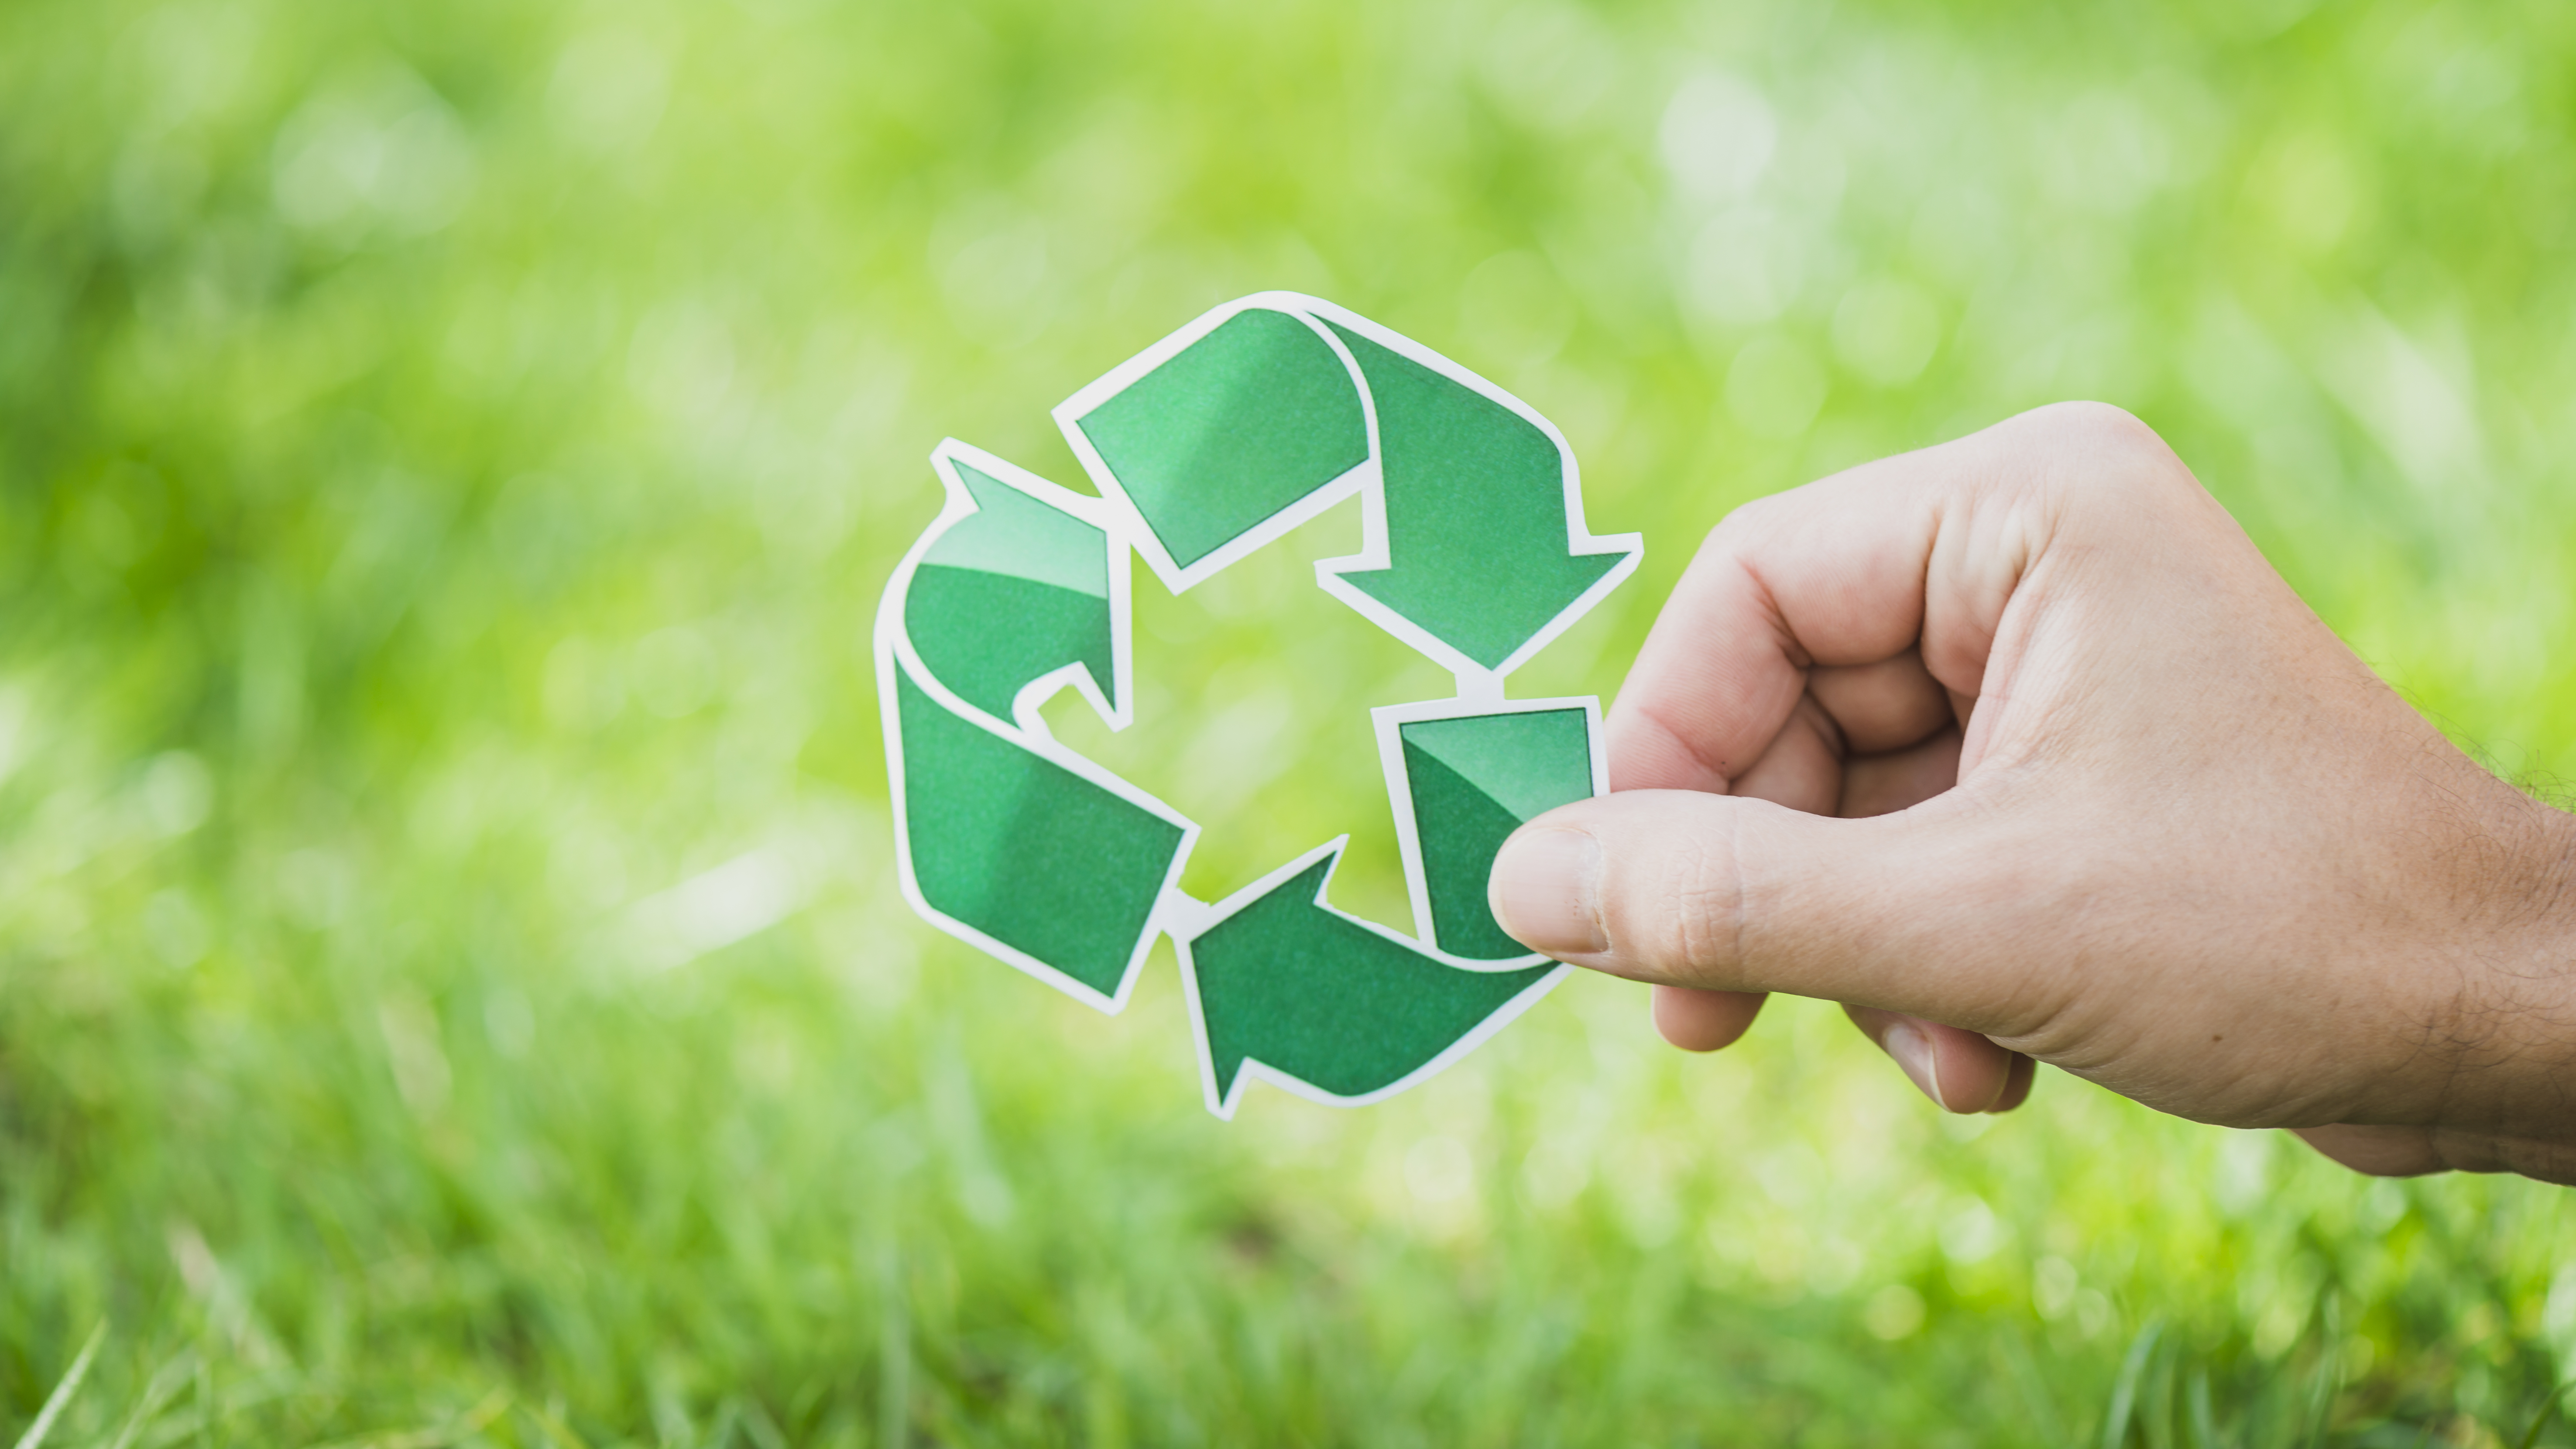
2422 787 2576 1143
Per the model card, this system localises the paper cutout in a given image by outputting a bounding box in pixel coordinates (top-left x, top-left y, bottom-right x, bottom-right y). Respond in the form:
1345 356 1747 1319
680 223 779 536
880 292 1640 1117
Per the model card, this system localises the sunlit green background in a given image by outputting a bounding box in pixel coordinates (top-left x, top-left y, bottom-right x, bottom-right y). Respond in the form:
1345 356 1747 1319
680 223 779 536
6 0 2576 1443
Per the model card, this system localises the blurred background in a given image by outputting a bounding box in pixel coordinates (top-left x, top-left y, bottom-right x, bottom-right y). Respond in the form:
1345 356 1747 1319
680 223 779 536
4 0 2575 1443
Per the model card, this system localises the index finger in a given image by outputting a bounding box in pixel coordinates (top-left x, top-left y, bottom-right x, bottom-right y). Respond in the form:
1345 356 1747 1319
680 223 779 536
1608 425 2031 794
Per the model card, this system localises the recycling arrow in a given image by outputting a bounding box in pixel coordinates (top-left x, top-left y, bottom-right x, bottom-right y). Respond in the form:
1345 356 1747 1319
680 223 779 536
1177 842 1559 1118
882 292 1638 1118
1315 323 1632 674
877 442 1194 1012
1056 293 1641 683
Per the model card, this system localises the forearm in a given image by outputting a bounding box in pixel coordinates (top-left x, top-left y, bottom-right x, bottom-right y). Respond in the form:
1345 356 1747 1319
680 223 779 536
2306 779 2576 1181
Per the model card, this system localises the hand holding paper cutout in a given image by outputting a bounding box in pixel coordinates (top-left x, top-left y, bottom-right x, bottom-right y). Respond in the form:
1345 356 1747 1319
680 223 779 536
1487 402 2576 1185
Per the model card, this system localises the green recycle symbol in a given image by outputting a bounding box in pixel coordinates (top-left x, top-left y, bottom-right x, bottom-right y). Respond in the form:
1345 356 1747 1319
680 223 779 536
876 293 1641 1119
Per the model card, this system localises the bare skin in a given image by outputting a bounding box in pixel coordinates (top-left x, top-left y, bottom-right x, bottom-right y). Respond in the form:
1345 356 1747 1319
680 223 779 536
1487 402 2576 1184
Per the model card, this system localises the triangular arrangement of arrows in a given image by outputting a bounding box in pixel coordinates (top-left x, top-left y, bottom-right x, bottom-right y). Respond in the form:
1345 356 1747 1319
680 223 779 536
878 293 1639 1118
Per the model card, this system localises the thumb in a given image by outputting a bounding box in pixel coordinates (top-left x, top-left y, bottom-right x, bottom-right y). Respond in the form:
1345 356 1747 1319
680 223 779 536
1486 787 2023 1030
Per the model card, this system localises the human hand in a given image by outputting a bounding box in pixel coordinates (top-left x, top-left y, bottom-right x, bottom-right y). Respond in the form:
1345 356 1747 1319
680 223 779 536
1488 402 2576 1183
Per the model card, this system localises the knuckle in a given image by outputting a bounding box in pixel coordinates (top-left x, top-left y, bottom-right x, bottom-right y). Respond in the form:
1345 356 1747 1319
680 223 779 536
1608 821 1746 979
2053 402 2186 487
1698 497 1768 561
2001 400 2175 478
2040 398 2157 446
1990 401 2203 527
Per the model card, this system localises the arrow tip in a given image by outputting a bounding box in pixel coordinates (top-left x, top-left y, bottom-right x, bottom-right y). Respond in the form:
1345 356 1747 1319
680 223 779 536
906 453 1119 721
1311 322 1640 672
1195 851 1338 1113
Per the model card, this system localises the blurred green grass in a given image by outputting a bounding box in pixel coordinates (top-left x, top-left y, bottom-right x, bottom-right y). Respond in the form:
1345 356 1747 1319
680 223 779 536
5 0 2576 1443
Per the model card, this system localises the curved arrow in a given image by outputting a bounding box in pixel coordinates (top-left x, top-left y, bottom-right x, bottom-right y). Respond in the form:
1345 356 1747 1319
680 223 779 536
877 440 1194 1013
1055 305 1372 588
1174 840 1565 1120
1314 320 1638 676
903 453 1121 722
1055 293 1640 683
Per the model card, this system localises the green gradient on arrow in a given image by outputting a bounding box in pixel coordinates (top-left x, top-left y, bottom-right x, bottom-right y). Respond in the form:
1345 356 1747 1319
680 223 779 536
1073 308 1368 568
905 461 1115 721
1323 325 1626 669
1401 709 1593 960
897 668 1184 997
1191 853 1555 1103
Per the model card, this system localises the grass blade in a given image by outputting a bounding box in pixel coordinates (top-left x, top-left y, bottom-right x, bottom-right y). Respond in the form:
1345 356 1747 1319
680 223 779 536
10 1321 107 1449
104 1351 195 1449
880 1236 912 1449
2186 1369 2220 1449
2516 1378 2572 1449
2103 1319 2165 1449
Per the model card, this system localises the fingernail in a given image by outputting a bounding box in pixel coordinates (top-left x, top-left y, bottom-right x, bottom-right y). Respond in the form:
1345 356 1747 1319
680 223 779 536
1488 828 1606 957
1884 1022 1946 1110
